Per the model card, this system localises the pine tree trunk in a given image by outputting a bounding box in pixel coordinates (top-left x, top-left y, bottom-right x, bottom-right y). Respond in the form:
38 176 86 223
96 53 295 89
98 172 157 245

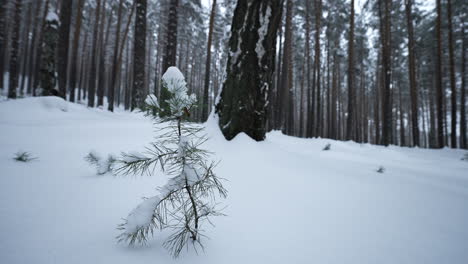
68 0 84 102
0 0 7 91
86 0 102 107
435 0 444 148
314 0 322 138
405 0 419 147
447 0 457 148
108 0 124 112
380 0 392 146
58 0 72 99
280 0 293 134
8 0 22 99
131 0 147 110
346 0 355 141
216 0 283 141
202 0 217 121
460 23 467 149
97 0 111 107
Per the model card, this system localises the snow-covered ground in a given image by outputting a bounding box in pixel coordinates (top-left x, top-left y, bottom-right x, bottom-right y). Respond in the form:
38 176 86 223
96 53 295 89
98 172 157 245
1 97 467 264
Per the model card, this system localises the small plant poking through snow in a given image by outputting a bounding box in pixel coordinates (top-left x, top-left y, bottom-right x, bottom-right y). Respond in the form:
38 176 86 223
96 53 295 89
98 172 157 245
113 67 226 258
323 143 331 151
377 166 385 173
13 151 37 162
84 151 116 175
461 153 468 161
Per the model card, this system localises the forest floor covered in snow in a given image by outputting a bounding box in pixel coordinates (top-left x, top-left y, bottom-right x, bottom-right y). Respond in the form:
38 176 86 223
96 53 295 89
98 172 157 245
1 97 468 264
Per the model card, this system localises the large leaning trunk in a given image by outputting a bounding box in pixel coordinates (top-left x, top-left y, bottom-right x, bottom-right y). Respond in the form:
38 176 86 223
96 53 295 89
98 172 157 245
216 0 283 141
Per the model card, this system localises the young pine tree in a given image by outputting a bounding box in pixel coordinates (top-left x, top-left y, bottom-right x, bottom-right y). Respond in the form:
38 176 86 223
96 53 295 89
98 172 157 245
88 67 227 258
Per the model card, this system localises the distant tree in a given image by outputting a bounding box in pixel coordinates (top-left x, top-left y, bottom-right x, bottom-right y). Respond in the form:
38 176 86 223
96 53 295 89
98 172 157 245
405 0 419 147
435 0 444 148
216 0 284 141
346 0 355 141
58 0 73 99
280 0 293 135
159 0 180 115
68 0 85 102
39 11 59 96
0 0 8 91
131 0 147 110
8 0 22 99
447 0 457 148
87 0 102 107
201 0 217 121
108 0 124 112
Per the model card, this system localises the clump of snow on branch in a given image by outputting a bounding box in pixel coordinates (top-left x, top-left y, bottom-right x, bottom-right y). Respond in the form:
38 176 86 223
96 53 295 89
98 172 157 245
162 66 196 117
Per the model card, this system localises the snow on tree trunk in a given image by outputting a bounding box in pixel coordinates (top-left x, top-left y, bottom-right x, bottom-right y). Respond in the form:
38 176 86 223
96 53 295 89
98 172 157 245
216 0 283 141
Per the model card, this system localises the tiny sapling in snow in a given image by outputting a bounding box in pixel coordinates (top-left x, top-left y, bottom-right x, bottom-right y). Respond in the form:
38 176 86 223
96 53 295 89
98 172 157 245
377 166 385 173
115 67 227 258
323 143 331 151
84 151 116 175
461 153 468 161
13 151 37 162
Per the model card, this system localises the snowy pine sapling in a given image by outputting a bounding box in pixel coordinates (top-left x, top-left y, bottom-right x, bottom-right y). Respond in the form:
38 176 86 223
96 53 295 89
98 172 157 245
13 151 37 162
84 151 116 175
116 67 227 258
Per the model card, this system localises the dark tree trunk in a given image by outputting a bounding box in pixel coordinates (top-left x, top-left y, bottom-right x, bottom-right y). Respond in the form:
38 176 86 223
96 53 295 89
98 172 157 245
435 0 444 148
280 0 293 134
162 0 179 72
68 0 84 103
159 0 179 114
447 0 457 148
8 0 22 99
108 0 124 112
380 0 392 146
460 23 467 149
97 0 111 107
346 0 355 141
201 0 217 121
39 12 59 96
131 0 147 110
0 0 8 91
87 0 102 107
405 0 419 147
216 0 284 141
314 0 322 138
58 0 73 99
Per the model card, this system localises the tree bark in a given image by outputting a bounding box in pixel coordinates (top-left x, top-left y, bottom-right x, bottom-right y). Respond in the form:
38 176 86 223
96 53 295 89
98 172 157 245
58 0 73 99
216 0 284 141
202 0 217 121
435 0 444 148
131 0 147 110
68 0 85 102
8 0 22 99
87 0 102 107
346 0 355 141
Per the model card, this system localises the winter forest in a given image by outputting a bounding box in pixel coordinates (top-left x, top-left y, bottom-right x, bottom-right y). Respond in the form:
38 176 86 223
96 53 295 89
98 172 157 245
1 0 468 263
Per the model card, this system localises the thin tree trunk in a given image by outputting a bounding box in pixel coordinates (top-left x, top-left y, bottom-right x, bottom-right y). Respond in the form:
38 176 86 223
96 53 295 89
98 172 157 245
68 0 85 103
8 0 22 99
87 0 102 107
202 0 217 121
108 0 125 112
435 0 444 148
346 0 355 141
58 0 73 99
131 0 147 110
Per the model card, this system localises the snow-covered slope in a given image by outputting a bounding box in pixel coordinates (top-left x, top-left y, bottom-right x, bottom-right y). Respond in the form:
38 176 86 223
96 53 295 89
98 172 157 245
1 97 467 264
